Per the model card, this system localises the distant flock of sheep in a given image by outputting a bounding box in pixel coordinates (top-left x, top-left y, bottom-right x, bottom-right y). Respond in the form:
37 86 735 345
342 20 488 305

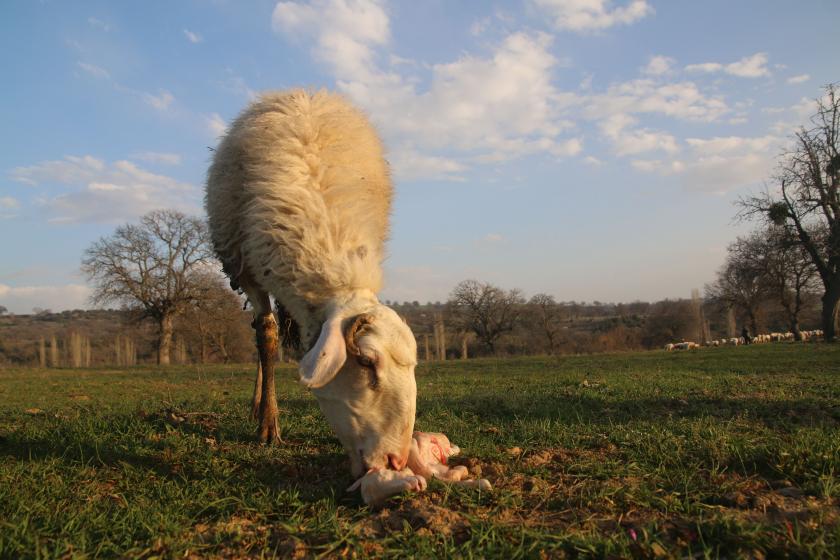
664 330 825 351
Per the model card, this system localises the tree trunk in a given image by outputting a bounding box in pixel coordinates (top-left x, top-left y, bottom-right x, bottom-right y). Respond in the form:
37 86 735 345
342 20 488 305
821 279 840 342
747 309 759 338
790 316 802 341
158 314 174 365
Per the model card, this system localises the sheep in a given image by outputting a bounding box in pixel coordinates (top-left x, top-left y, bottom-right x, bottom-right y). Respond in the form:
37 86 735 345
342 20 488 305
664 343 675 351
205 90 419 479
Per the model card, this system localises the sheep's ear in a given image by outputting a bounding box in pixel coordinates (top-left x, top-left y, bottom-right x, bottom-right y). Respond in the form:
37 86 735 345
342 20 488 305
299 313 347 388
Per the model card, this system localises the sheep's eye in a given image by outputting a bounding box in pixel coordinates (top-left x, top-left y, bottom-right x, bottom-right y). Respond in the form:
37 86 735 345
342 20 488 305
355 355 378 388
356 355 375 368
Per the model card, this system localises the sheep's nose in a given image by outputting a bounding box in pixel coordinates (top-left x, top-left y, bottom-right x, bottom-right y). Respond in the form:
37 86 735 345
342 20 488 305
387 453 406 471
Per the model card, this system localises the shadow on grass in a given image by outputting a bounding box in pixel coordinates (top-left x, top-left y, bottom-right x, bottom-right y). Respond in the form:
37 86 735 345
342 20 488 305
0 412 350 504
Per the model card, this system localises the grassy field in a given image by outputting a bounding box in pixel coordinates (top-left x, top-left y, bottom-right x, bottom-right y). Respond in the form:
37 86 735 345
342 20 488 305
1 344 839 558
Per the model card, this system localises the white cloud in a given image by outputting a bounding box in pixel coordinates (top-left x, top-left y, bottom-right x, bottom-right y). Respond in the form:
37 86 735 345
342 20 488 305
0 283 91 314
87 17 111 32
631 133 783 194
130 152 182 165
642 55 674 76
786 74 810 85
684 62 722 73
143 90 174 111
205 113 227 137
551 137 584 157
274 4 582 175
9 155 198 223
599 113 679 156
389 147 466 182
273 0 389 85
584 155 603 166
77 61 110 79
685 52 771 78
532 0 654 32
725 52 771 78
482 233 504 242
684 135 778 156
790 96 818 118
184 29 203 43
588 79 729 122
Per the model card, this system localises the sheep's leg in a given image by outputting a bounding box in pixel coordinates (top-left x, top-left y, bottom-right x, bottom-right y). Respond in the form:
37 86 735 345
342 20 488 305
244 284 281 445
250 361 263 421
254 311 281 445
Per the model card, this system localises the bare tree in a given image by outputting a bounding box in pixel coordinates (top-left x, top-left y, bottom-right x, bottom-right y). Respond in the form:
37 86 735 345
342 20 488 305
705 233 769 335
739 84 840 341
763 227 820 339
448 280 525 354
527 293 564 354
82 210 213 365
178 272 252 363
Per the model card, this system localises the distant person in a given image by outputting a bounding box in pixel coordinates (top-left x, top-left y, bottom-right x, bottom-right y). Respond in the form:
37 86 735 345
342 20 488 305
741 327 752 345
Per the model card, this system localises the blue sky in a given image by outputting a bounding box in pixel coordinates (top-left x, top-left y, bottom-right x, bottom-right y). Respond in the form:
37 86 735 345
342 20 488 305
1 0 838 314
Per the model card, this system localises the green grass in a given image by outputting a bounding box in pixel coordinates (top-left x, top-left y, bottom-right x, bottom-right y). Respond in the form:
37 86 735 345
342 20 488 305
1 344 839 558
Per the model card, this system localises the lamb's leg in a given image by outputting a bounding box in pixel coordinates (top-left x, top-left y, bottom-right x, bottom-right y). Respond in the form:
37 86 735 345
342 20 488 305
250 361 263 421
435 465 470 481
349 469 428 507
451 478 492 491
254 311 281 445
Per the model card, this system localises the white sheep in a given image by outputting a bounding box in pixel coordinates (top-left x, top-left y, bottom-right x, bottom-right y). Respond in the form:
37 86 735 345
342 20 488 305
206 90 419 479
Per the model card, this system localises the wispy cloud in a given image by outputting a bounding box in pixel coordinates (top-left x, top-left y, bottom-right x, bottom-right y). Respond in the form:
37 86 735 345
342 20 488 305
205 113 227 138
184 29 203 43
87 17 111 32
142 90 175 111
0 197 19 209
685 52 771 78
641 55 674 76
786 73 810 85
130 151 182 165
77 61 110 79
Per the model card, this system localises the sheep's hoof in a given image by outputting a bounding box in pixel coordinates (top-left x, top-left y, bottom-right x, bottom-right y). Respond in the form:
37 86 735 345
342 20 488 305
257 418 282 446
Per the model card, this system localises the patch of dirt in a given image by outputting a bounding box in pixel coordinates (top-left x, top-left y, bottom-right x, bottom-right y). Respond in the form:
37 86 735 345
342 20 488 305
187 515 306 559
356 498 471 544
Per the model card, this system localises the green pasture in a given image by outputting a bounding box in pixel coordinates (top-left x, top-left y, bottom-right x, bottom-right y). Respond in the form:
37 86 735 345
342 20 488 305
1 344 838 558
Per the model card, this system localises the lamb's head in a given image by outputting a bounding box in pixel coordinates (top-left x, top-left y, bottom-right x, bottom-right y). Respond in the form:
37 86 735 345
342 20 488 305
299 302 418 478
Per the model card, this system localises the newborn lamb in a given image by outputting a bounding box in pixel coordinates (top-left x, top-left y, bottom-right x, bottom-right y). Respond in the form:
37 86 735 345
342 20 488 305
347 431 491 506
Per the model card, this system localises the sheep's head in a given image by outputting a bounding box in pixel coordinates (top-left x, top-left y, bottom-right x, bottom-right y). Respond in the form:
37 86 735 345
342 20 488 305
299 302 418 478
